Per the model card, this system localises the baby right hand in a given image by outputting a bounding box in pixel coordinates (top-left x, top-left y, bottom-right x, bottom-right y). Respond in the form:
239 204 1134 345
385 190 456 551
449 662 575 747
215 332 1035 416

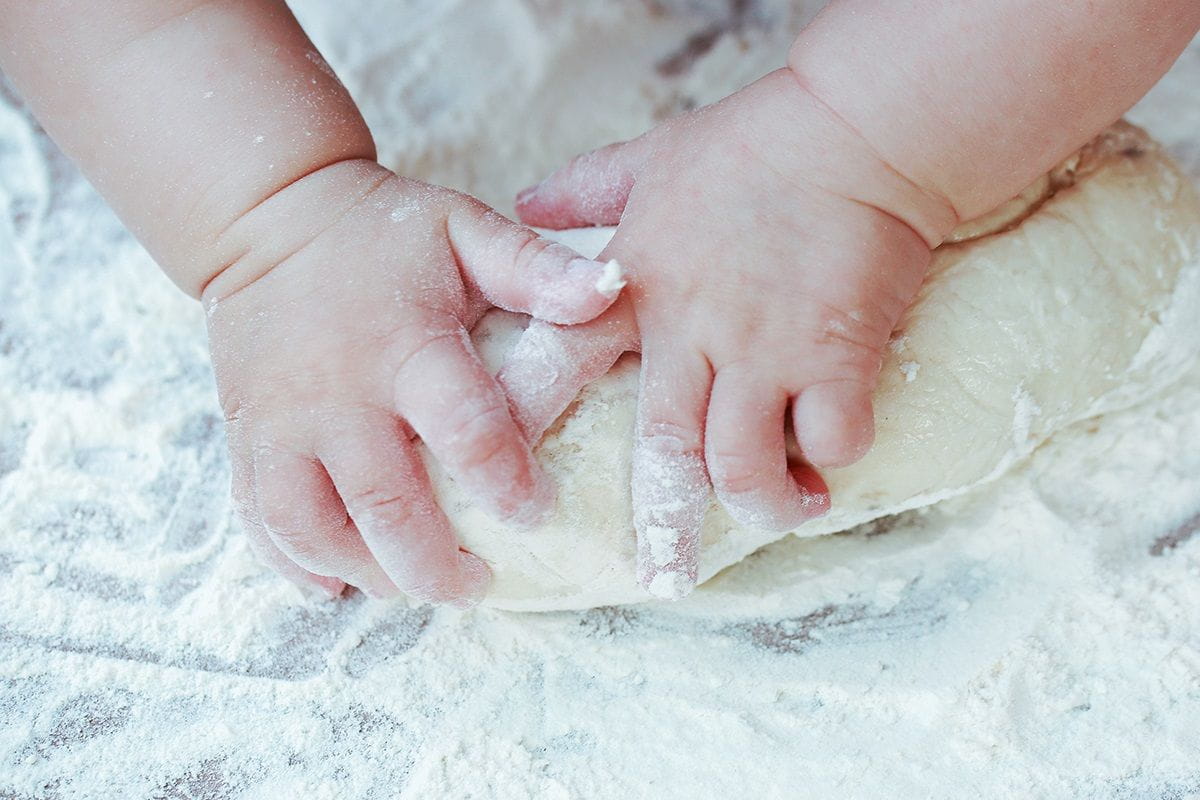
203 160 620 606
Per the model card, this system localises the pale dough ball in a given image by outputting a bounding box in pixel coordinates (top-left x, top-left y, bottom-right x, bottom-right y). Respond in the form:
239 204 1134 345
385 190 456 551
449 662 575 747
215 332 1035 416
423 122 1200 611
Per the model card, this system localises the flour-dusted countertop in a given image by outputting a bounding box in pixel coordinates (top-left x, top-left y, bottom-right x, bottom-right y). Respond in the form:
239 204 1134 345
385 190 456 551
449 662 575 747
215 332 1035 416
1 2 1199 797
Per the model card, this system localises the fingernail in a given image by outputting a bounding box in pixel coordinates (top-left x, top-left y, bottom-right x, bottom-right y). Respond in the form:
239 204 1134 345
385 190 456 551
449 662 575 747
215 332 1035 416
448 551 492 609
358 573 403 600
528 256 623 323
300 575 346 601
804 491 832 518
790 463 832 519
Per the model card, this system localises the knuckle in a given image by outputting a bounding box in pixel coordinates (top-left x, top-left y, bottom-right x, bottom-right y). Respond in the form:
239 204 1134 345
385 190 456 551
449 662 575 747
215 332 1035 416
637 419 703 456
258 494 345 548
800 302 888 377
465 210 546 275
343 485 417 527
812 302 883 352
388 325 461 383
440 401 514 469
708 450 769 497
257 502 304 541
261 514 348 574
513 231 560 276
803 376 875 403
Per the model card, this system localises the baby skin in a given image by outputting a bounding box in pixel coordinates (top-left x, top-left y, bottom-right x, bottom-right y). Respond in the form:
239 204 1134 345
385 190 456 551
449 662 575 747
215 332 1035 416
2 1 1197 604
0 1 622 605
508 1 1200 596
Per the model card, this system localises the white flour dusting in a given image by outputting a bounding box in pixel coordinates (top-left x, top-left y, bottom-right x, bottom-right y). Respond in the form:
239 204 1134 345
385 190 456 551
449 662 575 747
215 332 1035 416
594 259 627 295
2 2 1200 797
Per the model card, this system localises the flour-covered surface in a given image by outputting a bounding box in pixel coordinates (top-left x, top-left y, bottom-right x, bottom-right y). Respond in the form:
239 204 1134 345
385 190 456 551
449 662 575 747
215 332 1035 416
1 2 1199 797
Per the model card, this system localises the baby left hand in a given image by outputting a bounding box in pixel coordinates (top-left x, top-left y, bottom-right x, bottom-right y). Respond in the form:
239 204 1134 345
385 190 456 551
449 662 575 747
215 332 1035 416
508 68 956 599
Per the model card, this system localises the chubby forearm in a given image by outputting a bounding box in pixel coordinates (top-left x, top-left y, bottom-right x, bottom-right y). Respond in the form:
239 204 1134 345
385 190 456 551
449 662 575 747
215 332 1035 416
0 0 374 296
788 0 1200 230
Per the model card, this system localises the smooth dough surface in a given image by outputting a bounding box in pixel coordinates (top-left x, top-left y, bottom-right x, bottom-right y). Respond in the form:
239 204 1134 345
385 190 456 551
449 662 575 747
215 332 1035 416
421 122 1200 611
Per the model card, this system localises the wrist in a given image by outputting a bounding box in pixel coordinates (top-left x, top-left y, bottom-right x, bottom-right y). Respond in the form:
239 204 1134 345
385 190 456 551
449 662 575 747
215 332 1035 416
785 1 1199 227
752 68 958 247
199 157 391 307
0 0 380 300
166 124 377 299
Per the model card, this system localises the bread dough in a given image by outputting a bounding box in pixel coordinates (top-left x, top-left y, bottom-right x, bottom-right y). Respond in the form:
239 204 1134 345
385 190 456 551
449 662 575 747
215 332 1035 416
423 122 1200 611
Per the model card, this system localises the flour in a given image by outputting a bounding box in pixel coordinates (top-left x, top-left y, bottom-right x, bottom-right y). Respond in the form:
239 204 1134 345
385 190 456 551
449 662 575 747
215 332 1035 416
593 259 627 295
2 2 1200 798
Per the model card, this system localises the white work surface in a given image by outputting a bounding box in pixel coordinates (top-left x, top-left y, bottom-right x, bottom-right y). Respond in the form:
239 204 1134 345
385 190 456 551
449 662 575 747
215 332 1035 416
2 3 1199 797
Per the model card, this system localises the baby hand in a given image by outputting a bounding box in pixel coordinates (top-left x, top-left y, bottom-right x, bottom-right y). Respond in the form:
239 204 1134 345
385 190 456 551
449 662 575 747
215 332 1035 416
205 160 620 605
512 69 955 599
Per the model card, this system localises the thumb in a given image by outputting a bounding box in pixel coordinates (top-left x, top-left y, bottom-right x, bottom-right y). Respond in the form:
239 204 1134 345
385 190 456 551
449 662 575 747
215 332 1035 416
446 202 626 325
515 137 651 229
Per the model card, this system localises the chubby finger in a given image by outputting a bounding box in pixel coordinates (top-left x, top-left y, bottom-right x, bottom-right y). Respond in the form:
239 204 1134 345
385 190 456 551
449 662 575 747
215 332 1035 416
252 447 400 599
447 205 624 325
497 297 639 443
792 380 876 469
228 442 345 598
515 138 650 229
320 413 490 608
393 324 553 526
632 344 713 601
244 523 345 599
706 367 830 529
